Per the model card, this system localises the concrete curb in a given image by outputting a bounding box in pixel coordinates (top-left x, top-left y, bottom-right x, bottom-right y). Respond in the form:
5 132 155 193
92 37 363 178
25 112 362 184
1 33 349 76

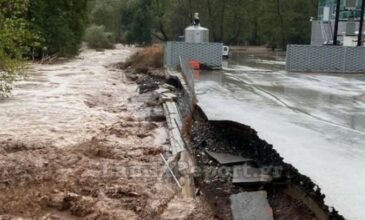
154 71 196 199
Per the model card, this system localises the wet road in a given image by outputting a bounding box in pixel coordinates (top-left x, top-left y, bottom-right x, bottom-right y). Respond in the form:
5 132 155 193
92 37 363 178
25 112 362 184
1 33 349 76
195 51 365 220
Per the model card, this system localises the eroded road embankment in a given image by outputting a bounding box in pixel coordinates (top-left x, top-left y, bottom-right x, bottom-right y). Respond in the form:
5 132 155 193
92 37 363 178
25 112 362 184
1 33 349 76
189 109 344 220
165 69 342 220
0 46 210 219
195 66 365 220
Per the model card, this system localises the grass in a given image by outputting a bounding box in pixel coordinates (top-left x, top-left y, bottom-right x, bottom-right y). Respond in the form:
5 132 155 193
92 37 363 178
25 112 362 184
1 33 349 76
122 45 164 72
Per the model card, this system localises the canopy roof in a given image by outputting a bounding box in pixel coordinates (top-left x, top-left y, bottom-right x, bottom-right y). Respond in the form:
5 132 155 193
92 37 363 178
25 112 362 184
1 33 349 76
319 0 362 8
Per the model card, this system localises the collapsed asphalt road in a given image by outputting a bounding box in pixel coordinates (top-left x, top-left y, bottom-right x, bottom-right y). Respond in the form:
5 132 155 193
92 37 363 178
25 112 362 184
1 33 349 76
195 52 365 220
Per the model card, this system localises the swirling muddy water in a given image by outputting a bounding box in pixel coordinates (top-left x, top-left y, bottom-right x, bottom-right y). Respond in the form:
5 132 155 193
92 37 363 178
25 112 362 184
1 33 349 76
0 45 215 219
0 45 137 148
196 52 365 220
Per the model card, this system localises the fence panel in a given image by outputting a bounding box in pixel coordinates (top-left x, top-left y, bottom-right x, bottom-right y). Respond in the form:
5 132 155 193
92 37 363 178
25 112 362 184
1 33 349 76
286 45 365 73
165 41 223 70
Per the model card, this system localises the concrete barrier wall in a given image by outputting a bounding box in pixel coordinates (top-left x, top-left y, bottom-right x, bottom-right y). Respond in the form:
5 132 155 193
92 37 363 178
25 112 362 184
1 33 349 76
164 41 223 70
286 45 365 73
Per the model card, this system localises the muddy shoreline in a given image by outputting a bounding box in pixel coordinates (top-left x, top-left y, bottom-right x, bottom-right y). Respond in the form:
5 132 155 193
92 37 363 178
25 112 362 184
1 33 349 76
0 47 212 220
0 47 169 219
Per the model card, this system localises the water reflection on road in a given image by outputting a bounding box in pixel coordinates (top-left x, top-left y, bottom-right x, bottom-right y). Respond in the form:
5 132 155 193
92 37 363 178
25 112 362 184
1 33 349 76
195 51 365 220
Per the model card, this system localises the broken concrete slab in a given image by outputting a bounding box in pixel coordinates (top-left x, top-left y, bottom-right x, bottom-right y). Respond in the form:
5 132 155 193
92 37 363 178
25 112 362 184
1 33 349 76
230 191 274 220
205 150 253 165
163 101 185 155
155 87 170 95
161 83 177 91
161 92 178 102
164 101 182 129
232 165 272 185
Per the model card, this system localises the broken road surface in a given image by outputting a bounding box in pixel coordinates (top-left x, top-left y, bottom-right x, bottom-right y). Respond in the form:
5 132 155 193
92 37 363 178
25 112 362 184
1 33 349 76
196 55 365 220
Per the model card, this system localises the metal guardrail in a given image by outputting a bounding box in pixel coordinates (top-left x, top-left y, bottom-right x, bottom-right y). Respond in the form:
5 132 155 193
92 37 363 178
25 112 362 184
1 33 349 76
286 44 365 73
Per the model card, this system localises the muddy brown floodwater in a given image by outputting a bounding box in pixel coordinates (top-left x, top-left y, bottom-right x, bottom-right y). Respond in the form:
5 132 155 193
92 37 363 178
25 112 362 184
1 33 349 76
0 45 211 219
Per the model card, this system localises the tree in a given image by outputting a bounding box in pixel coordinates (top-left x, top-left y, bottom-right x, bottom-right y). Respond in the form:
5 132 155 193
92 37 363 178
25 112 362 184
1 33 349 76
84 25 115 49
121 0 153 45
0 0 41 96
28 0 89 57
87 0 318 48
89 0 124 42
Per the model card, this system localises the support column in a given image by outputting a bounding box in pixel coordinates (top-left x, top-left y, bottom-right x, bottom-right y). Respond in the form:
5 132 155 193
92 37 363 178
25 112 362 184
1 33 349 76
358 0 365 46
333 0 341 45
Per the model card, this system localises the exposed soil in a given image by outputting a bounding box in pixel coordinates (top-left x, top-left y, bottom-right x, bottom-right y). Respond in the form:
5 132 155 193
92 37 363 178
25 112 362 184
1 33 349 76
269 190 317 220
187 106 345 220
0 46 211 220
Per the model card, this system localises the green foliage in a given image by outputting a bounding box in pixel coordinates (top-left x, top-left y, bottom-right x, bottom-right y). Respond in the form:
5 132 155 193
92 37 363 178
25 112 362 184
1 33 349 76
87 0 319 48
1 0 90 96
256 0 318 49
122 0 152 45
28 0 89 57
0 0 40 96
84 25 115 49
89 0 152 45
147 0 318 49
90 0 124 42
0 51 25 96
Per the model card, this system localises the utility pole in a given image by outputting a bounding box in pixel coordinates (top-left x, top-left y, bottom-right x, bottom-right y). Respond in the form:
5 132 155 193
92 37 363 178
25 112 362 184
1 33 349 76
357 0 365 46
333 0 341 45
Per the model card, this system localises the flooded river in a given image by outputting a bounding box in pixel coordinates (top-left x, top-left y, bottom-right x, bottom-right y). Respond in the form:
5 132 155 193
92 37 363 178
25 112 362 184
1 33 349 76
0 45 136 148
195 51 365 220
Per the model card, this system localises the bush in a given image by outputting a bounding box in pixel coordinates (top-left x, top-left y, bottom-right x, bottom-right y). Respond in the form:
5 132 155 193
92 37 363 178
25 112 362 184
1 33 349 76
89 0 124 42
123 45 164 71
84 25 115 50
28 0 89 57
0 0 35 96
0 51 25 96
120 0 152 45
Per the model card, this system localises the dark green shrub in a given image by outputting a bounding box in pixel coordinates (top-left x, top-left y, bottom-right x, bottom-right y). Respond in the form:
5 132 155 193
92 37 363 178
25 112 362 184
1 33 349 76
84 25 115 50
0 0 39 96
28 0 89 57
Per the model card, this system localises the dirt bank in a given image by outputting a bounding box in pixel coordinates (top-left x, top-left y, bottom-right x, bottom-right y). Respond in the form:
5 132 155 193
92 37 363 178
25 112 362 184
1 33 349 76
188 106 345 220
0 46 211 219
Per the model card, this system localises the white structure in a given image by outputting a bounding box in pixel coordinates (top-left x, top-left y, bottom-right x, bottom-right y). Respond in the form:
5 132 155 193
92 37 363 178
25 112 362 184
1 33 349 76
311 0 365 46
223 46 230 58
184 13 209 43
343 35 358 46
